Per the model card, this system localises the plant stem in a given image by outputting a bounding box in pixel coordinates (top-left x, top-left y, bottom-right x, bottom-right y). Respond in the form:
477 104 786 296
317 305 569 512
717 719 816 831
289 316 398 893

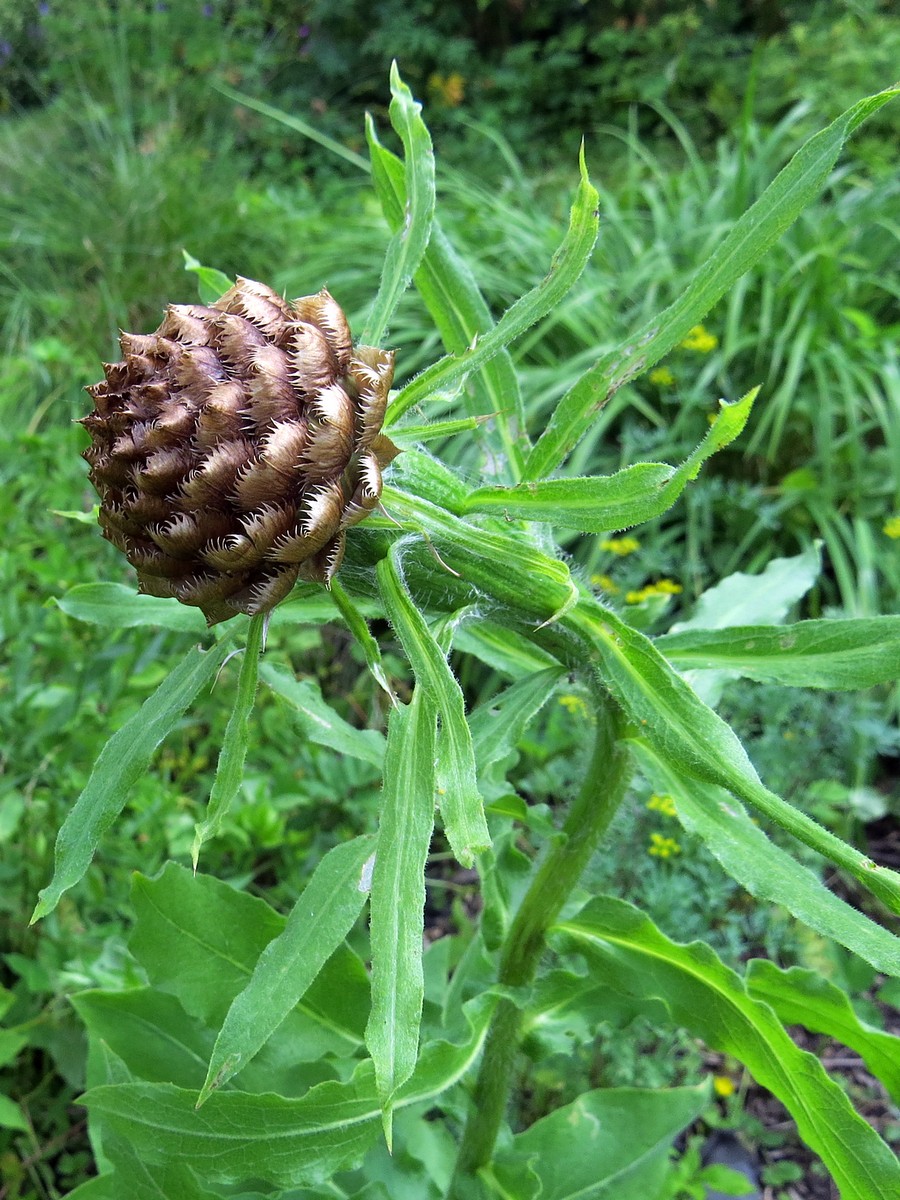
446 693 632 1198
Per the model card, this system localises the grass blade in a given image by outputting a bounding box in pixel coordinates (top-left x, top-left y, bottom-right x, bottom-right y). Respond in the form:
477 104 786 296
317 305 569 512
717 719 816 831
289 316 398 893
361 63 436 347
524 86 900 480
31 638 232 923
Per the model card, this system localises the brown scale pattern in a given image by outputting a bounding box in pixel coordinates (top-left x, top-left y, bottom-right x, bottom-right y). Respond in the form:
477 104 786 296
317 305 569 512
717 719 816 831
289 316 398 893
82 277 396 624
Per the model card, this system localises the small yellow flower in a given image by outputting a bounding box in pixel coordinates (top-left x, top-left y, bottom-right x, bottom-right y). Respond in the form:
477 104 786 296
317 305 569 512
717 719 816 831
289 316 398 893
558 693 589 718
649 367 675 387
647 793 677 817
428 72 465 107
680 325 718 354
648 832 681 858
601 536 640 556
883 516 900 539
653 578 683 595
713 1075 735 1098
625 588 650 604
590 573 619 593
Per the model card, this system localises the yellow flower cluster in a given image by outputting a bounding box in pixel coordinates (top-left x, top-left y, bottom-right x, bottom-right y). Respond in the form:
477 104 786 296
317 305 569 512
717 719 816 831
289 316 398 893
649 366 675 387
648 832 681 858
590 573 619 593
646 793 677 817
679 324 718 353
428 72 465 106
713 1075 736 1098
558 693 589 718
884 515 900 539
600 536 640 556
625 579 683 604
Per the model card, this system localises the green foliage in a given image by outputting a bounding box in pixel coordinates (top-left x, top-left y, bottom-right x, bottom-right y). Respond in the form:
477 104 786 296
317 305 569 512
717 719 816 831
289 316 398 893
3 48 900 1200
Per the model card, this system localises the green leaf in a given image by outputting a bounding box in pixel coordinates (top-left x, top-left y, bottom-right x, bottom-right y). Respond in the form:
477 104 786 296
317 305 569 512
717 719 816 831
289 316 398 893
261 663 385 767
31 639 232 923
569 600 900 914
182 250 234 305
362 64 436 347
671 546 821 633
55 582 209 632
366 118 527 477
387 145 599 424
525 86 900 479
200 835 375 1103
455 620 562 679
746 960 900 1103
378 549 490 865
466 390 758 531
129 864 369 1044
489 1084 710 1200
468 668 566 798
657 616 900 691
557 897 900 1200
631 740 900 978
366 691 436 1127
192 614 265 867
328 578 395 700
0 1093 28 1131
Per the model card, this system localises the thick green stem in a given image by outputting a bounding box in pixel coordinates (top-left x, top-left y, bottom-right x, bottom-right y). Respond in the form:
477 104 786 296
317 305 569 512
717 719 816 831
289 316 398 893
447 694 632 1198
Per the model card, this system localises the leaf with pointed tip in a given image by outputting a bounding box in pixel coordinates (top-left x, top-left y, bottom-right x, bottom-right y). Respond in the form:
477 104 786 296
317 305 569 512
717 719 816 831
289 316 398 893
261 663 385 767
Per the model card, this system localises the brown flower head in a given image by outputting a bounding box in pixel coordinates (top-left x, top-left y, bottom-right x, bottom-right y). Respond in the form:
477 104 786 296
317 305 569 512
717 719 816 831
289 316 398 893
81 278 396 624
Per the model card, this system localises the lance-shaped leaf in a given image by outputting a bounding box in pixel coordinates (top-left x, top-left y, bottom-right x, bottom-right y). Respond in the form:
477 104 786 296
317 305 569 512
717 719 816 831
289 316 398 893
489 1083 711 1200
468 667 566 797
199 835 376 1103
746 961 900 1103
32 638 232 923
387 146 599 424
261 663 386 767
524 86 900 480
367 116 527 476
192 614 265 867
366 691 436 1130
465 390 757 531
568 601 900 914
657 615 900 690
377 549 490 865
55 582 208 632
328 578 395 701
556 897 900 1200
362 63 435 347
631 740 900 978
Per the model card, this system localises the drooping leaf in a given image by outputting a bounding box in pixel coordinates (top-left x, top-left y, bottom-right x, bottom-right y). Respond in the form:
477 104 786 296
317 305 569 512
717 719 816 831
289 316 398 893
525 86 900 478
631 740 900 977
31 639 232 922
557 897 900 1200
193 614 265 867
182 251 234 306
489 1084 711 1200
378 550 489 865
328 578 395 700
746 960 900 1103
200 835 375 1103
387 146 599 424
366 690 436 1128
466 390 758 531
569 601 900 914
55 582 209 632
362 64 436 347
261 663 386 767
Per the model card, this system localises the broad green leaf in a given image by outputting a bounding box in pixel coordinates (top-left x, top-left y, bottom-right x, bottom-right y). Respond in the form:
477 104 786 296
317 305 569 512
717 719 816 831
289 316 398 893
525 87 900 479
569 600 900 914
193 614 265 867
670 546 821 633
366 691 436 1128
557 897 900 1200
747 960 900 1102
261 663 386 767
200 835 375 1103
0 1093 28 1131
362 64 435 347
55 582 208 632
129 864 369 1045
378 550 490 865
182 250 233 305
387 146 599 424
106 1132 219 1200
489 1084 710 1200
466 390 758 531
631 740 900 978
658 616 900 691
31 639 232 923
366 117 527 477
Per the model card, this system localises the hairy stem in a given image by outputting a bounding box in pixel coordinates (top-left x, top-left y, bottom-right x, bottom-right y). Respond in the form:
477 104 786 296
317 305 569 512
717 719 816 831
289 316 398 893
447 693 632 1197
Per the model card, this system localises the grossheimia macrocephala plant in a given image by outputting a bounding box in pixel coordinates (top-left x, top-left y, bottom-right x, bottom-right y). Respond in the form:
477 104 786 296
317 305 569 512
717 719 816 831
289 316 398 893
34 66 900 1200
